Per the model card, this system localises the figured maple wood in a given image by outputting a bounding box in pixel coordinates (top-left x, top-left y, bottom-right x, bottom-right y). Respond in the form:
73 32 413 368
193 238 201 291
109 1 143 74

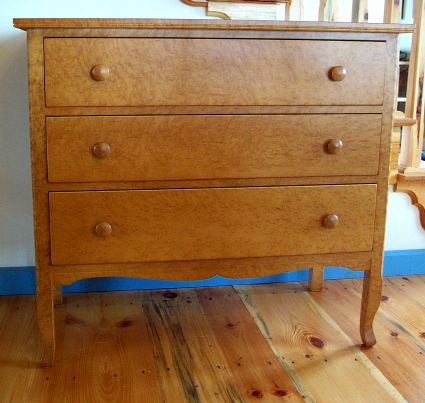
389 129 401 185
18 19 402 366
360 35 399 348
53 285 62 305
46 114 382 183
49 185 377 265
44 38 386 107
13 18 414 33
308 266 324 291
51 252 372 288
360 268 382 346
26 30 56 367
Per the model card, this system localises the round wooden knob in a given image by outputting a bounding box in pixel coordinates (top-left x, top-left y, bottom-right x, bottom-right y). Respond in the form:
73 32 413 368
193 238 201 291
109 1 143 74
326 139 344 154
330 66 348 81
92 142 111 159
322 215 339 229
94 222 112 238
90 64 110 81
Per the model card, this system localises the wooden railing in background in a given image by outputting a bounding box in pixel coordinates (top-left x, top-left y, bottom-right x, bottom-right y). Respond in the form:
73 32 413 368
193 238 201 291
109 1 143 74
397 0 425 171
390 0 425 231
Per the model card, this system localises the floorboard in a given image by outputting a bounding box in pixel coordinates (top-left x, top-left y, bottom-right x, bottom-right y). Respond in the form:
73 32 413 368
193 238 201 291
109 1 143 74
310 279 425 403
236 283 405 403
0 276 424 402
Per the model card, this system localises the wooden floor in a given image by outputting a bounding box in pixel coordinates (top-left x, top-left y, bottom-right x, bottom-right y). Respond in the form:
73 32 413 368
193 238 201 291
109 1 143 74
1 276 424 403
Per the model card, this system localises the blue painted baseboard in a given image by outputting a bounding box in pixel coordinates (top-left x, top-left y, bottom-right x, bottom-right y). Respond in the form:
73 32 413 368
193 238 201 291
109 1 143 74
1 249 425 295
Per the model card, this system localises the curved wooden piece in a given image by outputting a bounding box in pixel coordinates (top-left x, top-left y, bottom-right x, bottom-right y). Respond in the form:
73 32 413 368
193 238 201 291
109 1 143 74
206 1 287 20
181 0 288 6
395 174 425 230
50 254 371 287
207 8 231 20
181 0 208 6
360 266 382 347
181 0 293 21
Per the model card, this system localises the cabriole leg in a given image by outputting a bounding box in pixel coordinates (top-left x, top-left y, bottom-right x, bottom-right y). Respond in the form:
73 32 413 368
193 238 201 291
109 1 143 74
360 264 382 347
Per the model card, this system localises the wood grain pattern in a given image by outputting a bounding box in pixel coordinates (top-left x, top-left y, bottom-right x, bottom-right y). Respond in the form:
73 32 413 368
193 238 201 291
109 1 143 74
53 293 162 403
46 114 382 183
385 275 425 306
49 185 377 265
13 18 414 33
19 19 401 365
142 289 264 402
26 30 56 367
2 277 424 402
310 279 425 402
196 287 303 401
236 283 407 402
357 34 399 349
308 266 323 292
44 38 386 107
50 252 372 288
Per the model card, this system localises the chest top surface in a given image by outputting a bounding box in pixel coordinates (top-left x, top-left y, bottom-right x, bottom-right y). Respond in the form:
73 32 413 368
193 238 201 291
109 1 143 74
13 17 413 33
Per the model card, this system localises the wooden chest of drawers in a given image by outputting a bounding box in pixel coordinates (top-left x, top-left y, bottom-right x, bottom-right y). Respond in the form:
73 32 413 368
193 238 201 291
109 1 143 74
14 18 411 366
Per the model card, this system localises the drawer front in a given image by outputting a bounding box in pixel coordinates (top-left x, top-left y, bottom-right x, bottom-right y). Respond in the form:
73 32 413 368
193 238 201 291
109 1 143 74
49 185 376 265
47 114 381 183
44 38 385 107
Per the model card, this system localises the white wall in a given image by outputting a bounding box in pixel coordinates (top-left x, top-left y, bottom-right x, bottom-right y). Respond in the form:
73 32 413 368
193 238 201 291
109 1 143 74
0 0 424 268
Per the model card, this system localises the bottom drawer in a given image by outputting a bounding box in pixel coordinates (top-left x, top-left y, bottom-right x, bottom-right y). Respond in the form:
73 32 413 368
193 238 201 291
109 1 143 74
49 185 377 265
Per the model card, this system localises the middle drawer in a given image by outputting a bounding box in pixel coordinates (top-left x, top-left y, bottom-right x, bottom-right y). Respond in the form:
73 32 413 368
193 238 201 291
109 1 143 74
46 114 381 183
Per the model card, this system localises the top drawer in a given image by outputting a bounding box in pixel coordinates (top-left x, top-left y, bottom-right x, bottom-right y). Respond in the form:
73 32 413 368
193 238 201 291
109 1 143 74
44 38 386 107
